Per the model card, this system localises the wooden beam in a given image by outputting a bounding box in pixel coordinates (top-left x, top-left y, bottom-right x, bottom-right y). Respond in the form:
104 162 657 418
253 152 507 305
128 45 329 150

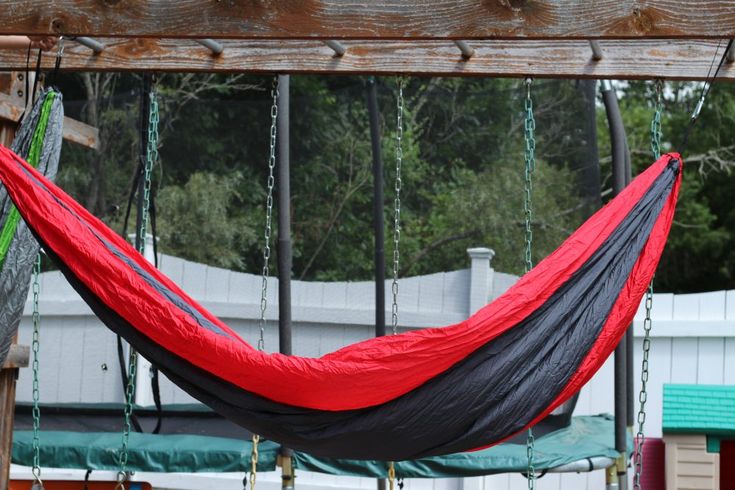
0 92 100 149
1 344 29 370
1 1 735 40
0 367 17 489
0 39 733 81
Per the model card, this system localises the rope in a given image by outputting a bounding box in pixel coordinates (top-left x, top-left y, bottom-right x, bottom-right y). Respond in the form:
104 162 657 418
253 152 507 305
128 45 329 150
523 77 537 490
248 75 279 490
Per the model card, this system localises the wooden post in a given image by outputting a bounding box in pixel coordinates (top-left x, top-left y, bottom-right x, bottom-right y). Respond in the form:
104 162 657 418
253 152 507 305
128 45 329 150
0 71 98 490
0 71 31 490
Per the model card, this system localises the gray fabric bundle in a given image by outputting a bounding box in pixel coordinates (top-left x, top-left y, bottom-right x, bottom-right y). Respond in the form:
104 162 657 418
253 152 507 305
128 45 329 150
0 88 63 366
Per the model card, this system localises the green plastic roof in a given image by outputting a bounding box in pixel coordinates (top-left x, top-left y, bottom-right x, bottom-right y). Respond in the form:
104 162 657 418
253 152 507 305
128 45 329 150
663 384 735 436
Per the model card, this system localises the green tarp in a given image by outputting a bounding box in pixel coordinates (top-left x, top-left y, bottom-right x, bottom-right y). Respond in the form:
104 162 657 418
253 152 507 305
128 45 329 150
292 415 626 478
14 415 626 477
13 431 279 473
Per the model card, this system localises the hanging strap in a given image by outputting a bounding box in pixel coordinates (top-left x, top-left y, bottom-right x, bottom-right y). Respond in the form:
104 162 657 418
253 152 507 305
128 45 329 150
248 75 279 490
523 77 537 490
680 39 733 154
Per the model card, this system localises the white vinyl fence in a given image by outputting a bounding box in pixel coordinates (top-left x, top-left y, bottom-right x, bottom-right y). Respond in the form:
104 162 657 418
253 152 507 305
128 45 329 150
11 245 735 490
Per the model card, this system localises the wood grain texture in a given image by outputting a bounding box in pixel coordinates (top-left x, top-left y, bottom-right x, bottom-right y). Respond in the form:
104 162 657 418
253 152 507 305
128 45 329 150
0 368 16 489
1 39 733 80
1 1 735 39
0 92 100 148
1 344 29 369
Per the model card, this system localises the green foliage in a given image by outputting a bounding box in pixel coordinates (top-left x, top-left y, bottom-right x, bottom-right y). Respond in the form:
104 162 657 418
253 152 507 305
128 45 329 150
52 73 735 293
156 172 257 269
610 81 735 292
424 161 580 276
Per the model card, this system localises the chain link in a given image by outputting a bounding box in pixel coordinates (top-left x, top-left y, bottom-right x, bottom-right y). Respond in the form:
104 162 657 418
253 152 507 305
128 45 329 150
651 80 664 160
258 76 279 351
141 90 159 244
117 87 160 490
632 283 654 490
249 434 260 489
31 253 42 487
632 89 661 489
522 78 537 490
249 76 279 490
385 78 405 489
391 77 404 337
523 78 536 276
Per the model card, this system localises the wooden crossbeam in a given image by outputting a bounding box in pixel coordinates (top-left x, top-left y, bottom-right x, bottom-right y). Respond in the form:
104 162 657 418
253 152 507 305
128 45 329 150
0 92 99 148
1 1 735 40
0 39 733 81
1 345 29 370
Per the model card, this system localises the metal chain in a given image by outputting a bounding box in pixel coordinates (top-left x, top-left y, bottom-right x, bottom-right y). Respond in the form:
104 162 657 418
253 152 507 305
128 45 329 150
116 87 159 490
386 78 405 490
523 78 536 275
249 434 260 489
31 253 42 488
391 77 404 337
632 283 654 490
633 86 661 490
651 80 663 160
250 76 279 490
258 76 279 351
141 90 160 244
523 77 537 490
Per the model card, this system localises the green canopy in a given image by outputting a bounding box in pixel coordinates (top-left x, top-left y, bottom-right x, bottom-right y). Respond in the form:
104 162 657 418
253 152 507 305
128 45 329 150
14 415 626 477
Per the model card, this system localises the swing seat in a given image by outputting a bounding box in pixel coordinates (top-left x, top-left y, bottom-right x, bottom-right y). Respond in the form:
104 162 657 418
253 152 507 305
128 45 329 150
0 145 682 460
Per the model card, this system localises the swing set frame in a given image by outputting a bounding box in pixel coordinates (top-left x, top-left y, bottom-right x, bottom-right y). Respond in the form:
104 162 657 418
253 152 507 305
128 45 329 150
0 1 730 489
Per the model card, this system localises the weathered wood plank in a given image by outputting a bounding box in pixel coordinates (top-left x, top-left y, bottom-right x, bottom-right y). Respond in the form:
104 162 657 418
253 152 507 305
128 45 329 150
1 39 733 81
0 368 17 489
1 1 735 39
0 92 100 148
0 344 29 369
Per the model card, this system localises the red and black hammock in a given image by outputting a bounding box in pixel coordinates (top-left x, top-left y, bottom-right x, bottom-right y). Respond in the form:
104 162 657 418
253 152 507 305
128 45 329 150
0 145 681 461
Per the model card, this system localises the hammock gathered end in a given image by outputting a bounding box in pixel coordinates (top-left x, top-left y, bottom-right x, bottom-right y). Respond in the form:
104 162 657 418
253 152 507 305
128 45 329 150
0 89 63 367
0 144 681 460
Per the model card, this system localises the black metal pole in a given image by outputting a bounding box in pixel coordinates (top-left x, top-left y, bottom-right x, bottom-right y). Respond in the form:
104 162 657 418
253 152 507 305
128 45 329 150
368 78 386 339
277 75 293 359
580 79 602 216
276 74 294 488
602 81 628 490
367 77 387 490
624 136 635 431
